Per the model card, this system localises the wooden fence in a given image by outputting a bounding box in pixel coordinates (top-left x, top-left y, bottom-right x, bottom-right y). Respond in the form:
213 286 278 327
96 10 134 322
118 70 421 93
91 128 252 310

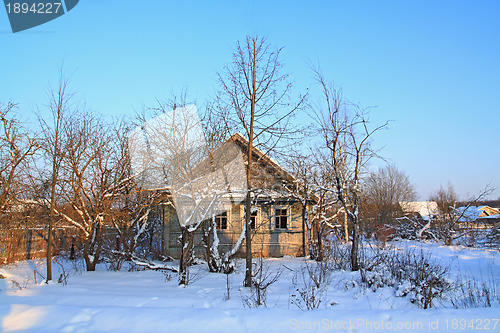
0 228 79 264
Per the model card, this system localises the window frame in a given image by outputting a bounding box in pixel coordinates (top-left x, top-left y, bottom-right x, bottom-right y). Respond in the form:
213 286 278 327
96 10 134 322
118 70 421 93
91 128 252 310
215 210 229 230
240 205 260 230
274 206 289 230
249 207 260 229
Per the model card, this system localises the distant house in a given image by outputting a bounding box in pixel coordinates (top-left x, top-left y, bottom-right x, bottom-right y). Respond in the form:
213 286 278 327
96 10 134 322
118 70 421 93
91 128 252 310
160 133 312 259
399 201 440 221
454 206 500 225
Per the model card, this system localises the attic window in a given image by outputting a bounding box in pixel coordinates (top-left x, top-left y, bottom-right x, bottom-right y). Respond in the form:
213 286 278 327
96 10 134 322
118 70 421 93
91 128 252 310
275 208 288 229
216 211 228 229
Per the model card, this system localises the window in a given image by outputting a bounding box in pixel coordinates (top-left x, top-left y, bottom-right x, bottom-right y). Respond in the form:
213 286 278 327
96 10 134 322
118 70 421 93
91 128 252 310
275 208 288 229
250 209 258 229
215 211 228 229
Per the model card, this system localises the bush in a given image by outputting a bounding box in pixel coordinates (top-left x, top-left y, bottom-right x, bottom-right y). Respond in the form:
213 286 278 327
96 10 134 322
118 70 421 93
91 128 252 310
241 258 282 308
323 239 351 270
360 246 453 309
290 260 334 310
451 269 500 308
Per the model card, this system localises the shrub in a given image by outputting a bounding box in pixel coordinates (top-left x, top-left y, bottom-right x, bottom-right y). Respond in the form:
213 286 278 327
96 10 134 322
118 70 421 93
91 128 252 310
241 258 282 308
290 260 334 310
360 246 453 309
323 239 351 270
451 269 500 308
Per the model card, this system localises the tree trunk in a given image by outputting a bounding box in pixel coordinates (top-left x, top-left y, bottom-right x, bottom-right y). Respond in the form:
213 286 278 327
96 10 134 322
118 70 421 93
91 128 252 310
46 131 60 281
343 210 349 243
301 202 307 257
83 242 97 271
244 191 252 286
314 220 324 261
351 222 360 271
46 215 54 280
179 226 194 285
204 219 220 273
83 223 102 271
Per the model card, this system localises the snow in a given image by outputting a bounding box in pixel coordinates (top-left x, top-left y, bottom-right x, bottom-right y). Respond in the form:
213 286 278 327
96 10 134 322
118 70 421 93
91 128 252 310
456 206 483 222
1 241 499 332
400 201 439 220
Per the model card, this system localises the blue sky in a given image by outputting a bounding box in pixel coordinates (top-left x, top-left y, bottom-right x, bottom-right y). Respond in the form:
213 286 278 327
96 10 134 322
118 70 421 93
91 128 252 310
1 0 499 200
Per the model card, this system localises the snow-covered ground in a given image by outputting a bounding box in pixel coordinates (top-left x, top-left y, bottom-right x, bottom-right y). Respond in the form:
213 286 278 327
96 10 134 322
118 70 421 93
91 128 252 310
0 240 499 332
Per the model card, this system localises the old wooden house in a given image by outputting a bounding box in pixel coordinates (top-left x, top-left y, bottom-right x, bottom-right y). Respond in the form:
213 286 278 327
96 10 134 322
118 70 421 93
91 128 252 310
160 133 311 259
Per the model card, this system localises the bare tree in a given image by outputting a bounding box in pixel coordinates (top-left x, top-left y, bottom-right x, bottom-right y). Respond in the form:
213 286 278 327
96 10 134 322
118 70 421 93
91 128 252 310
362 164 417 235
37 72 74 281
133 97 247 284
135 98 204 284
200 101 242 273
431 183 458 218
285 152 317 258
0 101 39 217
284 150 344 261
311 68 388 271
50 112 130 271
217 36 303 286
105 120 164 268
307 152 350 259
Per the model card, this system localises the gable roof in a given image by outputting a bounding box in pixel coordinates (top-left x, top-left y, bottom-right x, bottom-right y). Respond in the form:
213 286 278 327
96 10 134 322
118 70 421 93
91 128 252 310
225 133 317 202
227 132 297 186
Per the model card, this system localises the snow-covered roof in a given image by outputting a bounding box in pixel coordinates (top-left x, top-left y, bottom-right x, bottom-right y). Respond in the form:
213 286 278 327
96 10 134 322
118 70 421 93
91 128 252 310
454 206 500 222
400 201 439 218
455 206 481 222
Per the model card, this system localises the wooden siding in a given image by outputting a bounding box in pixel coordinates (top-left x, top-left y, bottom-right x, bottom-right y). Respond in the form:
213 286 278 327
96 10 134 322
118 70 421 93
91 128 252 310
162 201 308 258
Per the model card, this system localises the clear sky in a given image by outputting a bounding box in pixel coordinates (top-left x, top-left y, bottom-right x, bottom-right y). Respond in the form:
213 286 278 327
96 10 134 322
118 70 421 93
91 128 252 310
1 0 499 200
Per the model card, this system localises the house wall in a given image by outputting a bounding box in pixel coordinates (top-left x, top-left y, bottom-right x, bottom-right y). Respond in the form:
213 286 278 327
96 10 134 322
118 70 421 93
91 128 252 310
162 201 308 259
247 202 306 257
